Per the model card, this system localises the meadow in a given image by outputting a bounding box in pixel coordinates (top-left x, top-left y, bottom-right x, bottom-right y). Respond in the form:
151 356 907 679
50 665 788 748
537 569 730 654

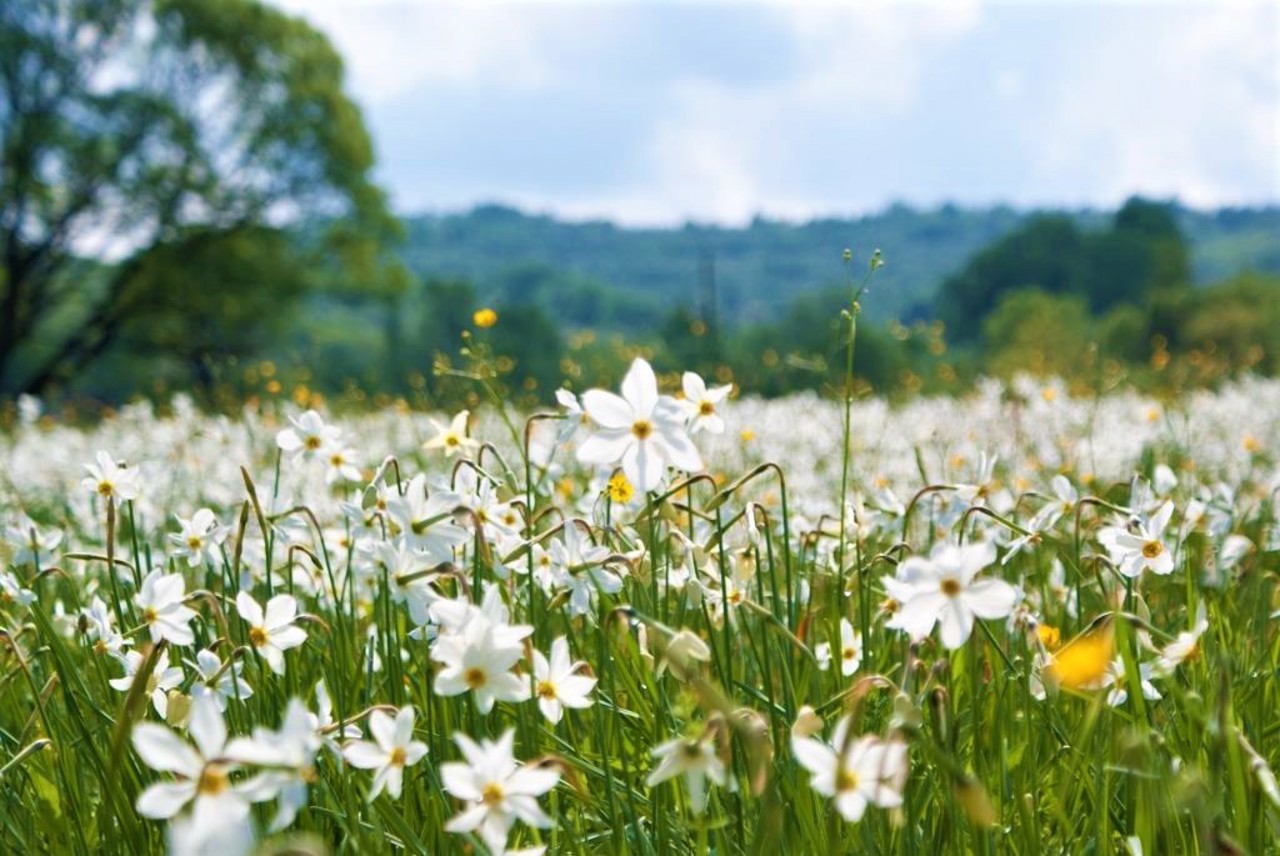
1 364 1278 855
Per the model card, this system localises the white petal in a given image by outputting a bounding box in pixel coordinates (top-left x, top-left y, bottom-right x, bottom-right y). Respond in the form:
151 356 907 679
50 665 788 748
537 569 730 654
133 724 202 777
620 358 658 416
136 781 196 819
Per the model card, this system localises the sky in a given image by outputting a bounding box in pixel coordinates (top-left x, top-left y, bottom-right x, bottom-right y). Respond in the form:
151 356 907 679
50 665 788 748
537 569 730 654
273 0 1280 226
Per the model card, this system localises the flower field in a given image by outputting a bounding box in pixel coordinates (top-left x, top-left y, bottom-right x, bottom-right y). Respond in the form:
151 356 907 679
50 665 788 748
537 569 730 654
2 365 1279 855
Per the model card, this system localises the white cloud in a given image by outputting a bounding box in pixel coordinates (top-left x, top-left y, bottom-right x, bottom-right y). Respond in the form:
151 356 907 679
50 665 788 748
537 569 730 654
268 0 1278 222
1031 3 1279 208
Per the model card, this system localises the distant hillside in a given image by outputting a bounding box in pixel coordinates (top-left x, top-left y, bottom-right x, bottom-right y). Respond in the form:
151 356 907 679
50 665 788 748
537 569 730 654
399 203 1279 328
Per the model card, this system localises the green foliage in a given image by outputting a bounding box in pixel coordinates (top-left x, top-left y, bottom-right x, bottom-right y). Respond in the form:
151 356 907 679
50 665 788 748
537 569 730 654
0 0 396 396
981 289 1095 380
937 198 1194 344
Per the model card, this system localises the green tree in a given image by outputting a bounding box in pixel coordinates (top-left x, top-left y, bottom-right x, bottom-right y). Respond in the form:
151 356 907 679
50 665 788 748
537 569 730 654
0 0 398 396
981 288 1094 379
936 216 1086 342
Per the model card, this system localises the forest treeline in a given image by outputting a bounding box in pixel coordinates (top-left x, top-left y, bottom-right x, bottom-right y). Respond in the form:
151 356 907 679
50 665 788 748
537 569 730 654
3 1 1277 416
26 197 1278 416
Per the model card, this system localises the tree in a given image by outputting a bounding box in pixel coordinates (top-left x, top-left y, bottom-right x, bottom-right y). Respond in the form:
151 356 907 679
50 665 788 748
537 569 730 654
980 288 1094 380
0 0 399 396
936 216 1085 342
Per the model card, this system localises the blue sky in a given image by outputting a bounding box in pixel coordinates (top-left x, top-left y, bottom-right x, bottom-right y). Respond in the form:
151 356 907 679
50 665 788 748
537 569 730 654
275 0 1279 225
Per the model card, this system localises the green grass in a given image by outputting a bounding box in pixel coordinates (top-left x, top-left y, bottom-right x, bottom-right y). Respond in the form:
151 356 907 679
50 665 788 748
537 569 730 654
1 389 1278 856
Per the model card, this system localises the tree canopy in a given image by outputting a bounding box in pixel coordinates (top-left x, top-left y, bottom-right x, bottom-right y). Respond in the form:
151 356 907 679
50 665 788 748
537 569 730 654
0 0 400 395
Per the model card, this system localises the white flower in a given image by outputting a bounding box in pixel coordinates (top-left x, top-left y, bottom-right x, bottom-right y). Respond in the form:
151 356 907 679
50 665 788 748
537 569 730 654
235 592 307 675
554 388 589 444
169 509 226 568
1155 604 1208 676
228 699 323 829
646 732 726 814
83 595 129 657
424 410 480 457
531 637 596 724
136 569 198 646
549 525 620 617
576 357 703 493
323 446 363 484
0 570 36 609
442 729 560 855
792 717 908 822
81 450 141 504
432 612 531 713
4 514 63 569
680 371 732 434
132 695 256 850
891 541 1017 649
342 706 427 801
954 452 999 508
1030 474 1078 532
386 475 469 561
1098 501 1176 577
835 618 863 677
111 648 185 717
1095 657 1162 707
276 410 340 459
188 649 253 711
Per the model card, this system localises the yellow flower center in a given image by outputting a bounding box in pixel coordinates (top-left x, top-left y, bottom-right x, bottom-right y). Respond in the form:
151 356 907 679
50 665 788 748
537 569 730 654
187 535 202 550
940 577 962 597
249 626 269 647
197 764 230 796
142 607 159 624
698 401 715 416
835 767 859 792
631 420 653 440
464 667 487 689
1141 541 1163 559
537 680 557 700
482 782 504 805
305 435 322 451
97 480 114 497
389 746 407 767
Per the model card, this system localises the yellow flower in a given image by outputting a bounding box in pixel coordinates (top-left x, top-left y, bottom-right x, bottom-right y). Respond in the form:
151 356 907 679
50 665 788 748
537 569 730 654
1037 624 1061 649
1044 623 1114 690
607 472 634 503
473 307 498 328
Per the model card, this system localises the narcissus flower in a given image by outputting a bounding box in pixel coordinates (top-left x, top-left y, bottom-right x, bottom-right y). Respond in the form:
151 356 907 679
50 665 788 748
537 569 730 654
136 569 198 646
890 541 1017 649
646 731 726 814
577 358 702 493
169 509 225 568
680 371 732 435
275 410 340 459
1098 501 1176 577
424 410 480 458
442 729 560 854
235 592 307 676
531 636 596 724
791 716 908 822
82 450 141 504
132 695 256 850
342 706 427 801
